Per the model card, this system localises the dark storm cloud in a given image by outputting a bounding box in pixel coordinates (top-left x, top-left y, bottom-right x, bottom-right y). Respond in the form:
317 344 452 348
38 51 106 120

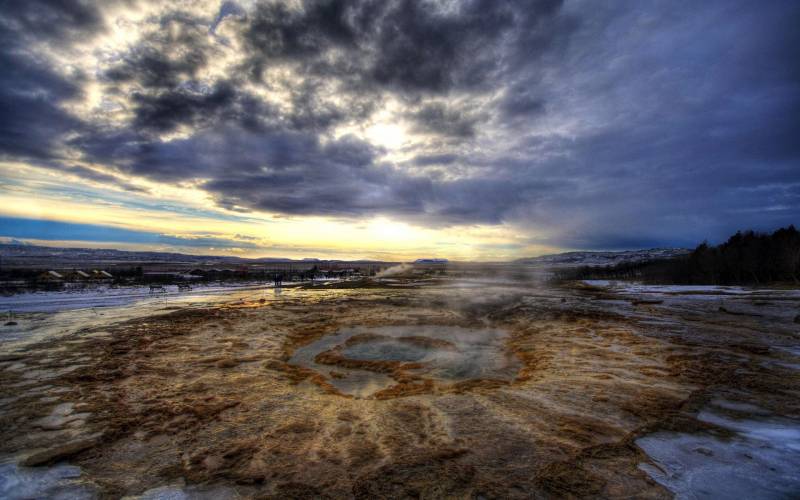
74 125 377 187
200 134 406 216
366 0 514 93
0 0 105 160
1 0 799 251
66 0 573 208
104 12 212 89
0 48 83 159
204 163 430 217
500 88 545 119
242 0 361 64
410 103 482 138
239 0 568 95
131 82 239 133
285 79 373 131
0 0 105 42
411 154 459 167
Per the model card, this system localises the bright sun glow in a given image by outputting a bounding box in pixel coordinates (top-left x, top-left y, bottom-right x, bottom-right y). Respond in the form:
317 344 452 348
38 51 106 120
364 122 408 150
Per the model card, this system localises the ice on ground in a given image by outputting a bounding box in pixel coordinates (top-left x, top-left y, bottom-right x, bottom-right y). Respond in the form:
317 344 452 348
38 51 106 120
0 461 236 499
697 410 800 452
636 405 800 499
0 282 290 314
0 461 235 500
583 280 800 298
0 283 292 350
776 345 800 357
708 399 770 415
584 280 751 294
0 461 95 499
583 280 612 287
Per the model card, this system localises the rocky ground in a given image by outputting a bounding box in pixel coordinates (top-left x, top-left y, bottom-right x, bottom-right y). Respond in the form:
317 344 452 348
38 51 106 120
1 278 799 498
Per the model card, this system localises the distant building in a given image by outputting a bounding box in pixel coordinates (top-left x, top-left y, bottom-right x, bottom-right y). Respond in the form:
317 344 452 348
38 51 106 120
91 270 113 280
65 270 91 280
37 270 63 282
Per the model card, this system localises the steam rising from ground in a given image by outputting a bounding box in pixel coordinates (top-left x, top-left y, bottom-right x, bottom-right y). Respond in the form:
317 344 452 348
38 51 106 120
375 263 414 278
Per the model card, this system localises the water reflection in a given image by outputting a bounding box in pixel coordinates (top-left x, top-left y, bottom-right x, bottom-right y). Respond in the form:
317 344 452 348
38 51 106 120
289 325 520 398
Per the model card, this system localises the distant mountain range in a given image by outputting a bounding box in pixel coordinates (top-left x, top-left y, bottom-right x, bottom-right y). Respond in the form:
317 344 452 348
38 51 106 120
0 243 689 268
0 243 390 267
514 248 690 267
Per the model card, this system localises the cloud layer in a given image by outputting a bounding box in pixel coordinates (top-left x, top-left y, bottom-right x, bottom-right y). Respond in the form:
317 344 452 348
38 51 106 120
1 0 798 251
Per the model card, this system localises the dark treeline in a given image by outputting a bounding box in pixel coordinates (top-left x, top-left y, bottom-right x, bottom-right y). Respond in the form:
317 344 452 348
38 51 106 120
564 226 800 285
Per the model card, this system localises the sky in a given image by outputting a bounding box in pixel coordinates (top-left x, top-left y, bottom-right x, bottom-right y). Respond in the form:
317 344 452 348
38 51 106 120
0 0 798 261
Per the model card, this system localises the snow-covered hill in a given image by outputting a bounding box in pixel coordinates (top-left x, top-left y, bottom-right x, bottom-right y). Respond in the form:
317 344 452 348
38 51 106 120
515 248 689 267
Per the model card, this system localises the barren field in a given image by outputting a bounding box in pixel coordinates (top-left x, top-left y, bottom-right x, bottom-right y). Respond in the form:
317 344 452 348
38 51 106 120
1 277 799 498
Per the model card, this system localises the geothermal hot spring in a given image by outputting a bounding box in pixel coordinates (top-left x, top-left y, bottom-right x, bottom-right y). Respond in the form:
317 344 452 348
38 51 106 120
289 325 522 398
1 280 799 498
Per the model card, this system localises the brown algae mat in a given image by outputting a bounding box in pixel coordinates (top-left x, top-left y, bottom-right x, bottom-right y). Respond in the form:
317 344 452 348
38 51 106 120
1 283 799 498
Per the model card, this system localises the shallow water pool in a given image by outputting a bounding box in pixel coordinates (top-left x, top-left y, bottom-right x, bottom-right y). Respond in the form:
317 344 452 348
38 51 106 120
289 325 520 398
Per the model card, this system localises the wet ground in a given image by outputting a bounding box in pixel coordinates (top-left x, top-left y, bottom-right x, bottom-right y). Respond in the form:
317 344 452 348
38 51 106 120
289 325 520 398
0 276 798 498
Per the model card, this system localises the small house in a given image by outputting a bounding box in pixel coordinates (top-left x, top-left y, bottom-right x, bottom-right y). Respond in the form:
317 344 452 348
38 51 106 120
65 270 91 281
37 270 64 282
91 270 114 281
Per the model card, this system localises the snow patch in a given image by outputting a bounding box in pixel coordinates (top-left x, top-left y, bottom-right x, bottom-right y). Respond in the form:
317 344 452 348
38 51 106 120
636 405 800 499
